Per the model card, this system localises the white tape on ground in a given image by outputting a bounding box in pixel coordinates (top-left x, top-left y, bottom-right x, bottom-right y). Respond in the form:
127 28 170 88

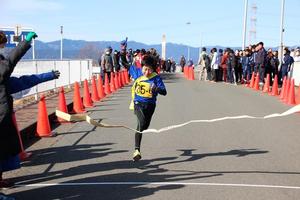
56 104 300 134
142 104 300 133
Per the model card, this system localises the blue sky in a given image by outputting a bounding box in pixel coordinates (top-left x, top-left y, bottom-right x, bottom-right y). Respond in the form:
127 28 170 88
1 0 300 48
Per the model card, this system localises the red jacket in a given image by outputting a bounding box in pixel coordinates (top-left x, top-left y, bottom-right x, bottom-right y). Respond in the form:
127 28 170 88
221 54 228 69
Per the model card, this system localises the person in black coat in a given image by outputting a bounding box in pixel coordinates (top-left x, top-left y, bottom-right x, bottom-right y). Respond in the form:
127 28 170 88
280 48 294 83
0 31 37 192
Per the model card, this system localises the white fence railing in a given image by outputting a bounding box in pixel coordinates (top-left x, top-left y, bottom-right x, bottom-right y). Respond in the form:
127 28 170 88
12 59 93 99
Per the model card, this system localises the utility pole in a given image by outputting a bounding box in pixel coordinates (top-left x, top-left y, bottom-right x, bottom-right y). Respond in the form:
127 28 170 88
249 3 257 45
186 22 191 61
162 34 166 60
60 25 63 60
279 0 285 64
242 0 248 50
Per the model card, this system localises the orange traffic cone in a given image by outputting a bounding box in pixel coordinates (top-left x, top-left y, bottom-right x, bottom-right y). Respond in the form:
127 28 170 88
287 79 296 105
262 74 270 93
249 72 255 88
36 95 55 137
57 87 68 122
12 112 32 160
184 66 187 78
97 74 106 99
114 72 119 90
192 67 195 80
117 72 123 88
253 73 260 91
270 75 279 96
83 79 93 107
120 71 125 87
187 67 191 80
279 76 287 100
91 76 100 102
110 72 116 92
104 73 111 95
283 78 291 103
72 81 85 113
125 69 129 84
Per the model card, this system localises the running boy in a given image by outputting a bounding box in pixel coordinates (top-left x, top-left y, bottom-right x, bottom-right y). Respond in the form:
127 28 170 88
131 54 167 161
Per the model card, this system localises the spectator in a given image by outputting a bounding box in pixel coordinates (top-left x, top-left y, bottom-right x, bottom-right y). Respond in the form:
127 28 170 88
198 47 209 81
210 48 218 82
171 59 176 73
0 31 37 199
270 50 279 84
227 49 236 84
112 50 121 72
221 48 229 82
133 49 142 68
165 58 171 72
127 48 134 65
179 55 186 72
293 47 300 62
101 46 113 82
217 49 223 81
255 42 267 83
280 47 294 83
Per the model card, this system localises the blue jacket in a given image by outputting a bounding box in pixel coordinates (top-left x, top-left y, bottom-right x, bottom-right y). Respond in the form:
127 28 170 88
9 71 56 94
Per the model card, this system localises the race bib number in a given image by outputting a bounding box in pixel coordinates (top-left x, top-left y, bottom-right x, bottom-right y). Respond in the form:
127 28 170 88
135 81 152 98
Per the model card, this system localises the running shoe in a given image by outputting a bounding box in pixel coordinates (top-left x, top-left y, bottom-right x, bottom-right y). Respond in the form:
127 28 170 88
133 149 142 161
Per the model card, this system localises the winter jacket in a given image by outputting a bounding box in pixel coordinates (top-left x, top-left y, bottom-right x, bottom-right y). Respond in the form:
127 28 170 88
255 48 266 66
0 40 31 160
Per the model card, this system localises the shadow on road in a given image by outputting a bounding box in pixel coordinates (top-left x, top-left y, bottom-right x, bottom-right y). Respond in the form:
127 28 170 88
8 147 277 199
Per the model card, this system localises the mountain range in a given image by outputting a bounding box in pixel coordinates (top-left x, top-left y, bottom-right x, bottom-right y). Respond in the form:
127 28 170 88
19 39 297 63
19 39 228 63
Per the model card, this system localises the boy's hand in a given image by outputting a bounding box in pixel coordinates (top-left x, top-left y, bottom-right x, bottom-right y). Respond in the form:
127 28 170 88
151 83 157 93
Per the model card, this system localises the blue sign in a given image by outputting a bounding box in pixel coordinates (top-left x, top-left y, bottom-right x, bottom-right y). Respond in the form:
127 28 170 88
3 30 30 48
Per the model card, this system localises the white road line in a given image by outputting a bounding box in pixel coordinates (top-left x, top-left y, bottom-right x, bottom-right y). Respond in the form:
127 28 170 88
17 182 300 190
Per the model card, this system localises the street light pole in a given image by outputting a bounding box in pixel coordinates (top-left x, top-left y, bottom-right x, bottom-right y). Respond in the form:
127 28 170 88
186 22 191 61
242 0 248 50
60 25 63 60
279 0 285 65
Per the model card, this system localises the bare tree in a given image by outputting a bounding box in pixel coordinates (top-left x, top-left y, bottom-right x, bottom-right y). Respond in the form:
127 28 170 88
77 43 102 62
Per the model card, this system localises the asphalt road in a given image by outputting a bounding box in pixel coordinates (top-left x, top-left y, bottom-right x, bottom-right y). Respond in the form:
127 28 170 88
4 73 300 200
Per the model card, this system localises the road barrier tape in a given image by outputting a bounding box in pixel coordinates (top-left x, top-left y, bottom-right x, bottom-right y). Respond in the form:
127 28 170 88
55 110 138 132
56 104 300 134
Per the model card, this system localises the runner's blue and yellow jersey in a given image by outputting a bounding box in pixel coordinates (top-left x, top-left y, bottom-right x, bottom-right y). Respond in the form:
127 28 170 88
130 72 166 107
